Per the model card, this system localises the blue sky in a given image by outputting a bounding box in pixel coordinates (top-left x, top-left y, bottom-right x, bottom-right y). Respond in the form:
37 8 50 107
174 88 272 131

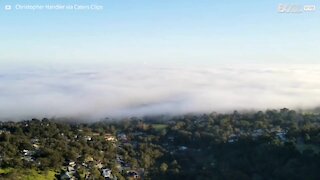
0 0 319 66
0 0 320 119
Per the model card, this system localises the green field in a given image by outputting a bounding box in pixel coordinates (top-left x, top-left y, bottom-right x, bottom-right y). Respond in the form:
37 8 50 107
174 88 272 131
0 168 56 180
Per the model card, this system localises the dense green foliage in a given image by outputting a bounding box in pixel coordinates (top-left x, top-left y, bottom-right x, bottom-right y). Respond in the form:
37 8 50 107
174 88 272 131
1 108 320 179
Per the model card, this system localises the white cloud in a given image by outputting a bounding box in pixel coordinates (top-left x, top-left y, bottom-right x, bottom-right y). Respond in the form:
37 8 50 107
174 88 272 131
0 64 320 120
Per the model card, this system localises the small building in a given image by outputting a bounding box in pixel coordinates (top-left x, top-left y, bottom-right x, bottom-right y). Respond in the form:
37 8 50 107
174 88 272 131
68 161 76 167
61 171 76 180
179 146 188 151
102 168 112 179
67 166 75 172
30 138 39 144
252 129 264 138
22 149 35 156
95 161 104 169
127 170 139 179
276 132 287 141
84 136 92 141
228 134 239 143
105 134 117 142
117 133 128 141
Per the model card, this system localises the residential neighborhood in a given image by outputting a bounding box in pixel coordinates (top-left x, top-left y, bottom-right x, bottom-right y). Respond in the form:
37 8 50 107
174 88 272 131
1 109 320 179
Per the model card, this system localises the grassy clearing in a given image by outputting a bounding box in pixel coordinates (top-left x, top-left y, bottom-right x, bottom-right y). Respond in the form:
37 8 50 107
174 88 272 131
0 168 56 180
0 168 13 174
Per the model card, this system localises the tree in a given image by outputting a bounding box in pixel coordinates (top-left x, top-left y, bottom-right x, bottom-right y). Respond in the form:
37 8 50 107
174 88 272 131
160 163 168 173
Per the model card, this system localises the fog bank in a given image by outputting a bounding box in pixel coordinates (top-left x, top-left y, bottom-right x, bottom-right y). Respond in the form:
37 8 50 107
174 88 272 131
0 65 320 121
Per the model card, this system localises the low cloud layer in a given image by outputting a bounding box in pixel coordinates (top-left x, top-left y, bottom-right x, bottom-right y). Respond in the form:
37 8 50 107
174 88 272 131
1 64 320 120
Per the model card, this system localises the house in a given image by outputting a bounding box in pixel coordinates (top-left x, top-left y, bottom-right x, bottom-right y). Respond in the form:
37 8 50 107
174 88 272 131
102 168 112 179
30 138 39 144
92 132 100 136
67 166 75 172
270 127 287 141
0 129 10 134
179 146 188 151
22 156 34 162
117 133 128 141
60 172 72 180
127 170 139 179
61 171 76 180
84 136 92 141
167 120 176 125
21 149 35 163
270 127 282 133
82 162 88 167
276 131 287 141
131 132 145 136
252 129 264 138
31 138 40 149
22 149 35 156
116 155 126 163
68 161 76 167
105 134 117 142
33 144 40 149
228 134 239 143
95 161 104 169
